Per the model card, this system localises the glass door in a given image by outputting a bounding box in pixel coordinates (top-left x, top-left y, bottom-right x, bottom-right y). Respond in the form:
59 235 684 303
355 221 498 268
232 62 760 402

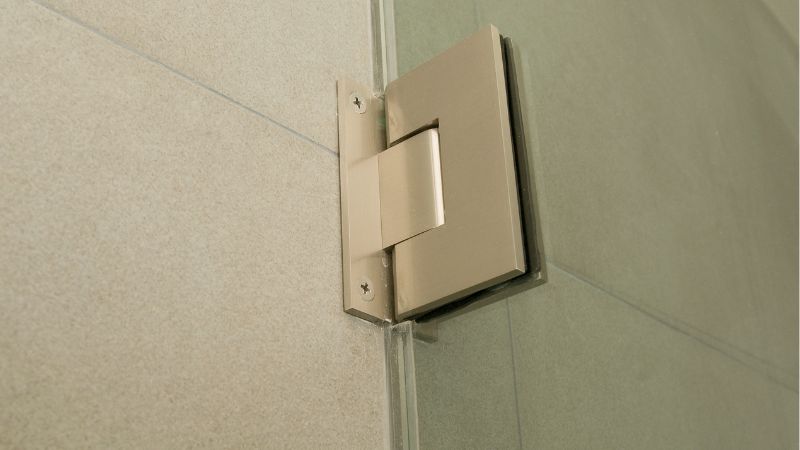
382 1 798 448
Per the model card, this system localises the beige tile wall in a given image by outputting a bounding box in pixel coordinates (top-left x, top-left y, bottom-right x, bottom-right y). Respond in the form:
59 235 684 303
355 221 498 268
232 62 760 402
0 0 385 448
37 0 374 151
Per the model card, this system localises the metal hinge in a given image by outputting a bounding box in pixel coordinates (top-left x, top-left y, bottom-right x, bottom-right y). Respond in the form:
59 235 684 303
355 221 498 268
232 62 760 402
338 25 545 324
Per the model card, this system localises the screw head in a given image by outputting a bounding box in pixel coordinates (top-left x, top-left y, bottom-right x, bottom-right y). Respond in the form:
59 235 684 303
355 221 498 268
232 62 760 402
357 276 374 301
349 92 366 114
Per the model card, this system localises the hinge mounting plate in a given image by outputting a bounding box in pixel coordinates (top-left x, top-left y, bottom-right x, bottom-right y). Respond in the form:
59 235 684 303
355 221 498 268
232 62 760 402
337 80 394 323
338 25 545 324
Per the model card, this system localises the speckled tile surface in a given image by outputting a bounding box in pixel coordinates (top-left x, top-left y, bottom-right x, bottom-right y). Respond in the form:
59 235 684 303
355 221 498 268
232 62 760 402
0 1 384 447
37 0 375 151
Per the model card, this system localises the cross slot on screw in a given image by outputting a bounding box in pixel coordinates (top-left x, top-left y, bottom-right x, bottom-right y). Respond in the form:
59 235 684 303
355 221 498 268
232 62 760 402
357 276 375 301
349 92 366 114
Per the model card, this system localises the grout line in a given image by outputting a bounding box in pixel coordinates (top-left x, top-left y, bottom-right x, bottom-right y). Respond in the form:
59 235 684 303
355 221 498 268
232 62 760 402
26 0 339 158
504 299 526 450
548 262 799 392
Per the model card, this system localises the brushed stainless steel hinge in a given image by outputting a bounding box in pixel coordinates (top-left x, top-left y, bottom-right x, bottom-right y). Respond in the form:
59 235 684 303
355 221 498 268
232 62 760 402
338 25 545 324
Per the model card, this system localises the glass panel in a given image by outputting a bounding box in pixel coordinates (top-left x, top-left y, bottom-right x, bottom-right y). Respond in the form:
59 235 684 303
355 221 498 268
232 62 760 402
385 0 798 448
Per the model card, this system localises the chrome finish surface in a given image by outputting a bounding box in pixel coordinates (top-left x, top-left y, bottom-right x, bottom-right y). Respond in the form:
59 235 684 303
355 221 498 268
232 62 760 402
337 79 393 323
385 26 526 320
379 129 444 248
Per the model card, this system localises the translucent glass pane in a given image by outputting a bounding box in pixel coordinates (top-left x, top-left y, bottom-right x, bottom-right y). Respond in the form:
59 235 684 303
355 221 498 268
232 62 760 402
386 0 798 447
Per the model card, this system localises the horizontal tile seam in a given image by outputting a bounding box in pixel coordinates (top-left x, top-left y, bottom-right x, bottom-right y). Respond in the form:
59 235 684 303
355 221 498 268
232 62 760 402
26 0 339 159
548 261 798 393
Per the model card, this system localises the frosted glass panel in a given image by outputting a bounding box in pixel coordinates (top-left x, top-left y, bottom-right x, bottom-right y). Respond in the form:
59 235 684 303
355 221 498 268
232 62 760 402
388 0 798 447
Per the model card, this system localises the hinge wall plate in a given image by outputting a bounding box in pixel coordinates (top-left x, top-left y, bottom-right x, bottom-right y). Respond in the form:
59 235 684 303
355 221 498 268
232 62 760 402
338 25 541 323
338 80 394 323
